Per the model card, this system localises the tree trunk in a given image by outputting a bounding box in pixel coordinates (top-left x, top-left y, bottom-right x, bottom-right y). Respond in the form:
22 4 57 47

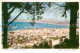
3 21 8 48
69 5 77 41
2 2 8 48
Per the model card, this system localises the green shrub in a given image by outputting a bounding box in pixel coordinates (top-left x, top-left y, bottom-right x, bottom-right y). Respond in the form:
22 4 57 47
10 32 14 34
50 36 59 40
54 37 79 48
54 44 61 48
43 41 51 48
33 44 39 48
39 43 44 48
33 41 51 48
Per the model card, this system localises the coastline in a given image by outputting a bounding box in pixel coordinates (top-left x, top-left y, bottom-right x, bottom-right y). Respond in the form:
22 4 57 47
7 19 79 48
8 18 79 27
8 18 70 26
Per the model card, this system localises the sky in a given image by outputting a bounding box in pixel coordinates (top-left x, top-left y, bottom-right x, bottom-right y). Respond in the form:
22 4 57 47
9 2 70 21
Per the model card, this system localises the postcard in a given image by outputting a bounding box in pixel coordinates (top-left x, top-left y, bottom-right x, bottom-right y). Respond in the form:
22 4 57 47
0 0 79 53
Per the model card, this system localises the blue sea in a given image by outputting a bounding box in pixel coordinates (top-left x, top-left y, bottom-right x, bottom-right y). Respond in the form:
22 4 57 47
2 21 68 31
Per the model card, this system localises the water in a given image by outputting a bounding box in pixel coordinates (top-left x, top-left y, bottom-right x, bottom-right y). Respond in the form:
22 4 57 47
2 21 68 31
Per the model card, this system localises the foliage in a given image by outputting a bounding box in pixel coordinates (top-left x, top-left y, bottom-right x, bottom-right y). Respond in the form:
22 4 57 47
30 22 35 26
62 2 79 18
33 38 38 40
33 44 39 48
54 34 79 48
9 32 14 34
33 41 51 48
8 2 23 8
50 36 59 40
76 34 79 44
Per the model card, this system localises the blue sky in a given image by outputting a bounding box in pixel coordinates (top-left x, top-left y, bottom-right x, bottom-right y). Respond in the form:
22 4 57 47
9 2 70 21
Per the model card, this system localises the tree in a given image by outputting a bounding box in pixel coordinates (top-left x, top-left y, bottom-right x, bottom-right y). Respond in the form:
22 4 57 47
2 2 8 48
53 2 79 48
67 3 79 41
2 2 52 48
62 2 79 42
2 2 27 48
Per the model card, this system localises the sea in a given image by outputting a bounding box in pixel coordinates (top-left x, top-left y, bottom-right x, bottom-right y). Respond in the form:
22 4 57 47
2 21 68 31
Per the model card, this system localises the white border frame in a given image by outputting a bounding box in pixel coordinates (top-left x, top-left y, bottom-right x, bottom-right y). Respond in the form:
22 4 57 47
0 0 80 53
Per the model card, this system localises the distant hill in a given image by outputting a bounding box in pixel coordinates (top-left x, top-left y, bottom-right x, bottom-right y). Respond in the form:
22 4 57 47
8 18 79 27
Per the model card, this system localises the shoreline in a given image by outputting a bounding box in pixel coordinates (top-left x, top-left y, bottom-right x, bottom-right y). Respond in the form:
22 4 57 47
8 18 70 26
8 18 79 27
8 21 70 26
8 28 69 32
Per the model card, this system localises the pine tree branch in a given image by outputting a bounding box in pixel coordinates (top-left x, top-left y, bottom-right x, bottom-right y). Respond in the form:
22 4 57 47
8 6 16 16
53 2 65 7
8 3 26 26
